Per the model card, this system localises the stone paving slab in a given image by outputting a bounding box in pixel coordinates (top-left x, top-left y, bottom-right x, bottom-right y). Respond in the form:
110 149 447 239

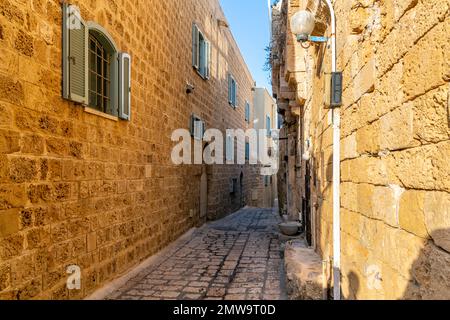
106 207 287 300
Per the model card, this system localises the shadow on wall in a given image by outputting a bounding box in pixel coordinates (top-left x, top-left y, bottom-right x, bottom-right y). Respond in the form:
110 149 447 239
402 229 450 300
310 150 333 247
346 271 360 300
345 229 450 300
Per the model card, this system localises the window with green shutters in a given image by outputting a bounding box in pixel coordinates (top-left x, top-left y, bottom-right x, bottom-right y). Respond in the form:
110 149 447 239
245 142 250 161
190 114 205 141
88 33 112 113
192 23 210 80
245 101 250 123
62 3 131 120
228 74 237 108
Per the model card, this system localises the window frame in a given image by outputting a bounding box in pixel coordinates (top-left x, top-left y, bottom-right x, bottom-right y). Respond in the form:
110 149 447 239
192 23 210 80
88 33 112 114
228 73 237 108
86 22 119 118
62 5 131 121
245 101 250 123
245 141 250 161
266 115 271 137
190 114 205 141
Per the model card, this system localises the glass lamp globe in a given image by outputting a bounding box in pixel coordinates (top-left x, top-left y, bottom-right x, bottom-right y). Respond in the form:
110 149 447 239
290 10 315 41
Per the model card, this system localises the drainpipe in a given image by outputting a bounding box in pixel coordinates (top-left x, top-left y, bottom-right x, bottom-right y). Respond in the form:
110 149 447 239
322 0 341 301
286 134 290 218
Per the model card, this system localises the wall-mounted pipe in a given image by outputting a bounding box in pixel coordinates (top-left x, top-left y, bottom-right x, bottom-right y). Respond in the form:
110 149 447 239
322 0 341 301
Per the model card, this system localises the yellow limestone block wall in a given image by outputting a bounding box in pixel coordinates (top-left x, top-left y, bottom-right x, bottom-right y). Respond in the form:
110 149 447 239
308 0 450 300
0 0 259 299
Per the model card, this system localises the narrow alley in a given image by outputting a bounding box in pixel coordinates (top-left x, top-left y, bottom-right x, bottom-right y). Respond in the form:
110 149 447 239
0 0 448 304
105 208 287 301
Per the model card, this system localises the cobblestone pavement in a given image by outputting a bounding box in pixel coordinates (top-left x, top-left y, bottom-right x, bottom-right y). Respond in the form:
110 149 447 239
107 207 287 300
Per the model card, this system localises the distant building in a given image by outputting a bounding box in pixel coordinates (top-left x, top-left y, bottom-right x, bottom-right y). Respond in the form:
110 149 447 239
252 88 278 208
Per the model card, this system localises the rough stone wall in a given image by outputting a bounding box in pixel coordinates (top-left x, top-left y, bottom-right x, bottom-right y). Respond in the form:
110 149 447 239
272 0 449 299
0 0 259 299
335 0 449 300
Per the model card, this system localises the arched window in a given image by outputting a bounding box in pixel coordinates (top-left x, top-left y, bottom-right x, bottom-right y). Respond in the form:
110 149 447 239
62 4 131 120
87 23 119 117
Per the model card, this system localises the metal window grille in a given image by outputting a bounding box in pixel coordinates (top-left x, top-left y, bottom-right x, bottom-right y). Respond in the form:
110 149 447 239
88 34 111 113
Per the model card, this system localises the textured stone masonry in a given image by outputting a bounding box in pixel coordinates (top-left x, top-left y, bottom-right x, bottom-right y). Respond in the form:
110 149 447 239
0 0 263 300
272 0 449 300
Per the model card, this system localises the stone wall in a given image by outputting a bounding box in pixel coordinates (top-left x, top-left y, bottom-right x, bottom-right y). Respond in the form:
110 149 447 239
0 0 260 299
272 0 449 299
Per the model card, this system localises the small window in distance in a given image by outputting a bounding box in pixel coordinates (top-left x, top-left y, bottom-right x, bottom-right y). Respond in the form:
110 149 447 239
193 24 210 80
245 142 250 161
228 74 237 108
264 176 269 187
245 101 250 123
190 114 205 141
266 115 271 137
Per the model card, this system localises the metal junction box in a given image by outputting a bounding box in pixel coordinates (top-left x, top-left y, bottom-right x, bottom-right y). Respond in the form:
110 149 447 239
330 72 343 107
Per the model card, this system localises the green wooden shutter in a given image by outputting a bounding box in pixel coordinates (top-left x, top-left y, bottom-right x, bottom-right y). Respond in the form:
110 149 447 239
245 101 250 122
205 40 211 79
119 52 131 120
234 80 238 107
245 142 250 160
230 77 237 108
62 3 88 104
192 24 199 69
198 35 205 76
228 74 232 104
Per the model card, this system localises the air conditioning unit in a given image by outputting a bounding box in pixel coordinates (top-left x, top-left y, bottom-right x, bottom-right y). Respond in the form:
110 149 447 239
190 114 205 141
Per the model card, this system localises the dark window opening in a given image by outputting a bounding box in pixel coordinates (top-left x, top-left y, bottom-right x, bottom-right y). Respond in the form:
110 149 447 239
89 33 111 114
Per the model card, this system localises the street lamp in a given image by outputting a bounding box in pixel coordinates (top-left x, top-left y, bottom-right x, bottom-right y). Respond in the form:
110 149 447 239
290 1 342 301
290 10 315 42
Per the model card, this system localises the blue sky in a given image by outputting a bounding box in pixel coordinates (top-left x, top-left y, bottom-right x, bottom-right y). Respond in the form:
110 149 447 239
220 0 273 91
